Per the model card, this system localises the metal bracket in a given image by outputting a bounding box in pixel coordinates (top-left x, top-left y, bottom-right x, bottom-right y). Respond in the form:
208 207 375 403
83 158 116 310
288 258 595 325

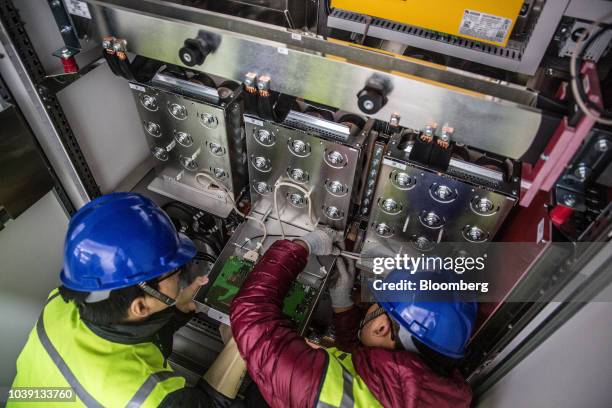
520 62 602 208
47 0 81 52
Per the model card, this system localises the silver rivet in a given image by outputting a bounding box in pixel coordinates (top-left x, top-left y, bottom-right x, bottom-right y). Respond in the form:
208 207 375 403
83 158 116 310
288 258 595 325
254 182 270 195
213 168 226 179
145 122 161 137
168 103 187 119
325 206 341 219
174 131 193 147
256 129 274 145
289 168 308 183
288 193 306 207
209 142 224 156
141 95 158 111
375 223 392 237
152 147 168 161
471 197 495 215
180 156 198 171
381 198 399 213
327 151 344 165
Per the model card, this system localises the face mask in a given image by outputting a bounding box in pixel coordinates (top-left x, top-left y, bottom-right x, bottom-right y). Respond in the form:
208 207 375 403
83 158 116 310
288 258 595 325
86 306 176 344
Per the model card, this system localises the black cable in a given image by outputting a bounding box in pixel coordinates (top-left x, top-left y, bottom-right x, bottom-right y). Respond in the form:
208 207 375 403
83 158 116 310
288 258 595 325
194 252 217 264
573 24 612 119
190 233 222 255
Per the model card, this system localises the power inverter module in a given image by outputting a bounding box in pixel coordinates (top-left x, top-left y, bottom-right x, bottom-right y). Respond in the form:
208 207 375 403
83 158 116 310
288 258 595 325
330 0 524 46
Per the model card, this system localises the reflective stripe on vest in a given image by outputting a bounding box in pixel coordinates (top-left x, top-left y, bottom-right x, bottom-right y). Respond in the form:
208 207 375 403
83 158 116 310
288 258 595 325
10 289 185 408
36 293 104 408
316 348 383 408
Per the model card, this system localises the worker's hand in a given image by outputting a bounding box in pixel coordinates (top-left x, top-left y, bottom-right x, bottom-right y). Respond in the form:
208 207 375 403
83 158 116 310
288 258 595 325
175 275 209 313
296 226 341 256
329 257 356 309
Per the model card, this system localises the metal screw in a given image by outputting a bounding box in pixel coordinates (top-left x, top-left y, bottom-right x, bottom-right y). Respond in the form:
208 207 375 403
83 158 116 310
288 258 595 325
376 223 391 236
573 164 590 181
424 123 437 137
381 198 398 213
254 182 270 194
291 140 307 154
327 151 344 165
563 194 577 207
389 113 401 127
328 181 344 194
325 206 341 219
595 138 609 152
60 26 72 33
363 100 374 111
440 125 454 142
50 0 61 7
209 143 223 155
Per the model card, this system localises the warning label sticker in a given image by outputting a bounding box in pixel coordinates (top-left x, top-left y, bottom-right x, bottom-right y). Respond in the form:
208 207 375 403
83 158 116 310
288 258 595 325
459 9 512 44
65 0 92 20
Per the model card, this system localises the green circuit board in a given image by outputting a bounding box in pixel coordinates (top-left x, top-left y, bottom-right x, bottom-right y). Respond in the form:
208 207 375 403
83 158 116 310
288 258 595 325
204 256 316 330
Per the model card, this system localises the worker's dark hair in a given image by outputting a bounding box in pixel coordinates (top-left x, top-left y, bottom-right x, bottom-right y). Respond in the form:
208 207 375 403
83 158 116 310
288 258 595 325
58 280 160 326
412 337 459 378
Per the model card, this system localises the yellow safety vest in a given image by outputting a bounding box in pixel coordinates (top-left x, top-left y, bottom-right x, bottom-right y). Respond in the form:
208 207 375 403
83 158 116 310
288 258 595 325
8 289 185 407
317 347 383 408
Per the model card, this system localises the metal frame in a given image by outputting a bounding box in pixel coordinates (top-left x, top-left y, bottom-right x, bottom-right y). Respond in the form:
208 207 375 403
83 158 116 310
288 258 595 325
82 0 555 161
470 236 612 398
0 1 99 210
520 62 601 207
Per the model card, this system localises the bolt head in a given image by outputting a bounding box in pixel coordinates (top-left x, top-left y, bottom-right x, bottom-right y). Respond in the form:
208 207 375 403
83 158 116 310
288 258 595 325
563 194 577 207
363 100 374 111
595 138 609 152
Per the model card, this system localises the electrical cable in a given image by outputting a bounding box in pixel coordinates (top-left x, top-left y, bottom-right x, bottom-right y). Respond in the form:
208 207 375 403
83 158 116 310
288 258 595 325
238 234 301 251
273 180 315 239
194 252 217 264
195 172 267 250
570 12 612 125
339 250 362 261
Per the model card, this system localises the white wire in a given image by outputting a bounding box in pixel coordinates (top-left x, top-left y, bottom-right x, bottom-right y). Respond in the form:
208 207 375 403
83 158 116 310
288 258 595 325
569 11 612 125
195 172 267 249
273 179 315 239
340 251 361 261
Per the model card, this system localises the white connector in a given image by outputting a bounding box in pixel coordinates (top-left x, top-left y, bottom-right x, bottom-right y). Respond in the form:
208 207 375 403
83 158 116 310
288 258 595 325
243 249 260 263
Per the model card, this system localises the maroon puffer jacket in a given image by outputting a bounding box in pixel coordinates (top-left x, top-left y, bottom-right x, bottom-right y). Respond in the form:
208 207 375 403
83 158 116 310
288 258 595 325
230 240 472 408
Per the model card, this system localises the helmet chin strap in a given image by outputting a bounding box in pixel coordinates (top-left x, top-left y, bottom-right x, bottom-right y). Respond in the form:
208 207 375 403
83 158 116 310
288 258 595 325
138 282 176 307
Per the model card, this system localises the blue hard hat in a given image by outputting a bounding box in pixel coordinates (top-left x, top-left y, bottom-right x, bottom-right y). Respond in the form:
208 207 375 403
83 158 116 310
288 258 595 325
370 268 477 358
60 192 196 292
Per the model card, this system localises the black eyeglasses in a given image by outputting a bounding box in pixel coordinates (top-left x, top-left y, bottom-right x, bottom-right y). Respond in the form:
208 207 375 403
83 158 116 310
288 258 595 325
358 304 403 350
137 268 183 307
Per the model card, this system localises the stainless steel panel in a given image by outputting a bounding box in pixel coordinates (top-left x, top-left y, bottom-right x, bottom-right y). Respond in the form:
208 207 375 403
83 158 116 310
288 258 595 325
0 21 90 209
84 0 548 160
360 134 519 269
244 113 366 231
129 80 247 216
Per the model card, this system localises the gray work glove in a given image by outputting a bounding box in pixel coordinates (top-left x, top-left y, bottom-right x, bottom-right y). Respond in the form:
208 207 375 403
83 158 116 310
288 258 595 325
297 227 341 256
329 257 356 309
